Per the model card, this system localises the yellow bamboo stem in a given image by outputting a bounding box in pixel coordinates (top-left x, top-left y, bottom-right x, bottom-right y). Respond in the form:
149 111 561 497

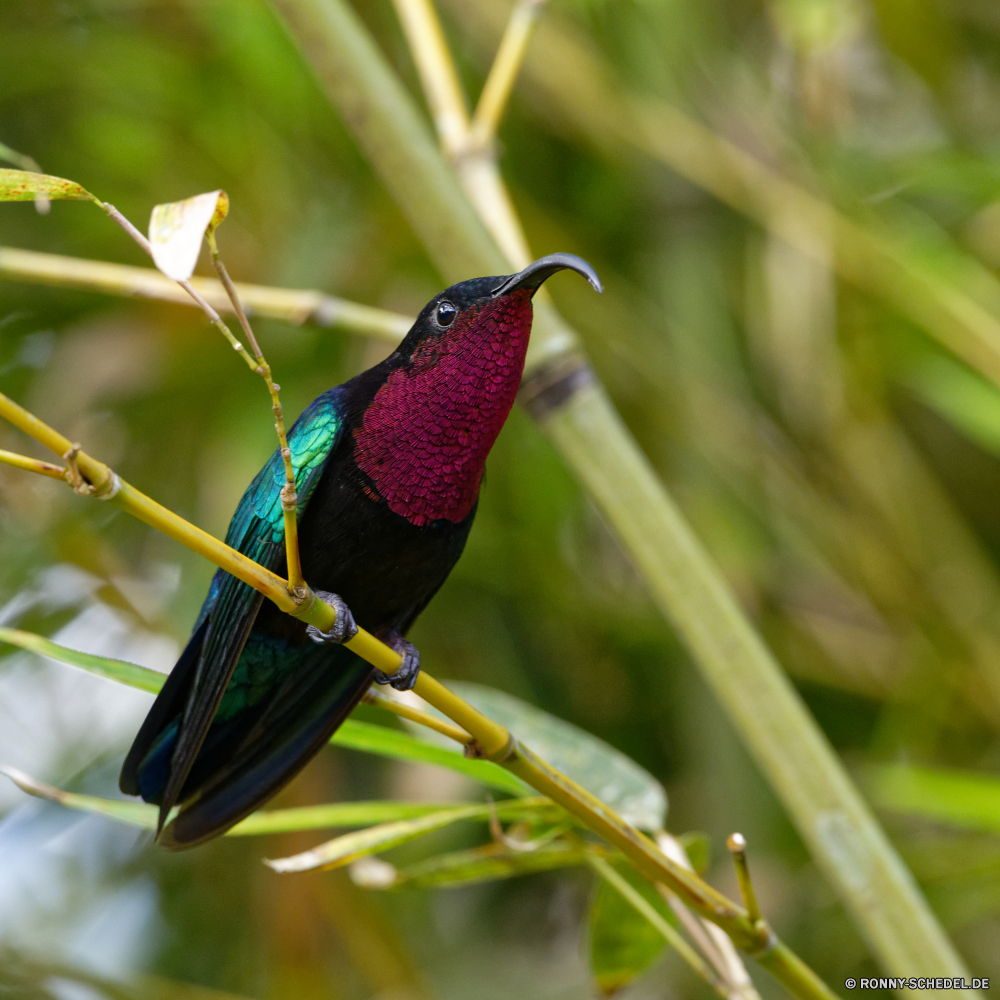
0 449 65 480
361 689 472 743
390 0 470 159
468 0 547 150
0 246 410 339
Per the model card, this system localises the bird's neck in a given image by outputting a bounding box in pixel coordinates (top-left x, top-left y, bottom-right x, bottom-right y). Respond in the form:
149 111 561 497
353 290 533 527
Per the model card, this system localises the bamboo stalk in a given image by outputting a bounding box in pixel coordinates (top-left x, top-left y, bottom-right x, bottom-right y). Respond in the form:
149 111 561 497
0 246 410 341
267 0 970 985
360 690 472 743
390 0 470 159
468 0 548 150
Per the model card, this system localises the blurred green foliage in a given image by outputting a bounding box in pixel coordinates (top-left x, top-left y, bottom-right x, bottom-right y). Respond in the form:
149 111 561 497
4 0 1000 996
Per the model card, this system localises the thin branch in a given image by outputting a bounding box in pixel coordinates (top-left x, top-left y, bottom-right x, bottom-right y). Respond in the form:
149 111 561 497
468 0 547 150
657 832 762 1000
0 246 410 340
98 201 261 371
206 232 305 593
586 852 728 999
361 688 472 744
728 833 763 925
0 449 66 481
96 195 307 593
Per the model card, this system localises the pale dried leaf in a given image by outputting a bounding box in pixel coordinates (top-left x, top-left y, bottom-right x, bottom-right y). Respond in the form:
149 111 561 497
148 190 228 281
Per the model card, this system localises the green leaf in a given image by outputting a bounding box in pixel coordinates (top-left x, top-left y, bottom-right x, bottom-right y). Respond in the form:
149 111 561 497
588 860 675 996
864 763 1000 833
332 718 530 796
0 168 95 202
240 796 558 838
0 627 166 694
439 683 667 830
1 627 529 795
378 840 593 890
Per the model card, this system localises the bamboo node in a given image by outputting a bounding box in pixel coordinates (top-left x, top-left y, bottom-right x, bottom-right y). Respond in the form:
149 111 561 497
287 587 318 617
91 469 122 501
280 483 298 511
485 732 518 764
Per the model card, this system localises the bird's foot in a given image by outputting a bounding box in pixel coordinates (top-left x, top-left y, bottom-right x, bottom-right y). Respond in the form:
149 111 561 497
374 634 421 691
306 591 359 645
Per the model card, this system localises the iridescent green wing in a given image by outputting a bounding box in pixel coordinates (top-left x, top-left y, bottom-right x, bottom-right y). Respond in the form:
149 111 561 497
137 390 347 826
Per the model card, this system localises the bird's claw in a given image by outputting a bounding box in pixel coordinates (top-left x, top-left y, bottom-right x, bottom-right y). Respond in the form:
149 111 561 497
374 634 421 691
306 591 358 645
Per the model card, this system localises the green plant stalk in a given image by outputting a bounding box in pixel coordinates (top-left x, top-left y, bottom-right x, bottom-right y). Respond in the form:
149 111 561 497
206 231 306 594
586 853 726 998
545 383 968 976
268 0 968 984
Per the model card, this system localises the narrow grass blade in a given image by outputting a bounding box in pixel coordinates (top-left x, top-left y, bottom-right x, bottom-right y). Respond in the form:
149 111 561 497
265 804 490 873
0 767 159 828
234 796 558 837
332 718 530 795
0 627 166 694
865 764 1000 833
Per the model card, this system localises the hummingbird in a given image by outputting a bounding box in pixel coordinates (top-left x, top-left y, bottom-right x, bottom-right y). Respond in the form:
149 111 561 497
119 253 601 849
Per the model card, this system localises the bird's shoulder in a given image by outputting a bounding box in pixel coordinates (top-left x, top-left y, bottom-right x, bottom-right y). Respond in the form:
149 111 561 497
227 387 350 554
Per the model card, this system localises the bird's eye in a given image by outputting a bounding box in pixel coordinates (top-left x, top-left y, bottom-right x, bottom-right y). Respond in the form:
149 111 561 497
435 301 458 328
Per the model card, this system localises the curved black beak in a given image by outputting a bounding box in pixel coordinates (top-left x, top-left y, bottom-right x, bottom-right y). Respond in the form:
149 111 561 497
490 253 603 299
